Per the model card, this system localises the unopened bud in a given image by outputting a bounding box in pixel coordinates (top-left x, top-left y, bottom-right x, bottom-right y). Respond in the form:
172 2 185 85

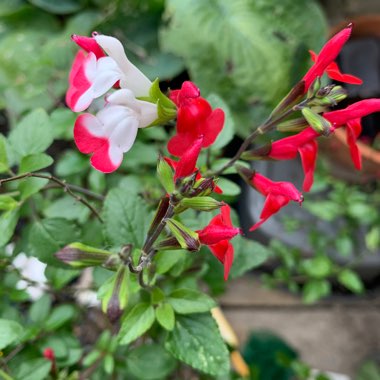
277 117 309 132
100 265 129 323
270 80 305 118
175 171 198 196
241 144 272 161
189 177 218 197
155 236 182 251
166 218 200 252
301 107 332 136
309 85 348 106
55 243 114 268
235 164 255 185
175 197 224 213
157 155 175 194
307 77 321 99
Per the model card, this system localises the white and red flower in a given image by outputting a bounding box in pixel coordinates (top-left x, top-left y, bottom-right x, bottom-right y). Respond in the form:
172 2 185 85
66 33 152 112
74 89 157 173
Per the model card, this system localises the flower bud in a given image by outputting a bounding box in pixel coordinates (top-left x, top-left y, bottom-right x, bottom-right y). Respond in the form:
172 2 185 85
276 117 309 133
165 218 200 252
175 171 198 196
189 177 218 197
175 197 224 213
99 265 129 323
301 107 332 136
241 144 272 161
317 85 347 106
157 155 174 193
270 80 305 118
155 236 181 251
307 77 321 99
55 243 114 268
235 164 255 185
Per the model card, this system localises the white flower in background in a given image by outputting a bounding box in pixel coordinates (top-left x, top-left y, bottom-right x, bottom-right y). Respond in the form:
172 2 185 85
12 253 47 300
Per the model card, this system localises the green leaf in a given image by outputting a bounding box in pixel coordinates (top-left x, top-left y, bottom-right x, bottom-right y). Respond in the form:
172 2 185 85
168 288 215 314
19 153 53 173
338 269 364 294
0 134 9 173
103 188 152 248
50 108 76 140
14 358 51 380
45 267 80 290
19 176 49 200
154 250 185 274
28 0 83 14
165 313 230 376
28 218 81 266
207 93 234 150
230 237 270 278
126 344 177 380
0 195 19 211
304 201 342 221
29 294 51 323
55 150 89 177
0 369 13 380
0 209 20 247
8 109 53 160
45 304 77 331
155 303 175 331
302 256 332 279
0 319 23 349
43 196 90 222
118 303 155 345
302 279 331 304
216 177 241 197
366 226 380 252
157 156 175 193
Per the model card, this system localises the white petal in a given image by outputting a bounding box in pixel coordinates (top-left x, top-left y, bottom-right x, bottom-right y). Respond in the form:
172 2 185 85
106 89 135 106
95 34 152 97
108 144 123 166
136 100 158 128
97 105 134 137
109 117 139 153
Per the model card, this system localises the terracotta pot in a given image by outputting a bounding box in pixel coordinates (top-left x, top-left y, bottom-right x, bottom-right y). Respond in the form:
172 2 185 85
320 16 380 183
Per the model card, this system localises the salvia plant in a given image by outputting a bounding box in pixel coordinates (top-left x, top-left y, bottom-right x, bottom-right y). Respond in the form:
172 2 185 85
0 22 377 379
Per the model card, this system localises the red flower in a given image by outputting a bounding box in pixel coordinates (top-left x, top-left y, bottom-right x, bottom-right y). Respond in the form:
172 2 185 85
302 25 353 92
324 99 380 169
197 205 241 280
269 127 319 192
167 81 225 156
249 172 303 232
308 50 362 85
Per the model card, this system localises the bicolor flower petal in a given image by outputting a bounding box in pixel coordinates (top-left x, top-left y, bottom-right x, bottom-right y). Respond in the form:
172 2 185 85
249 172 303 232
74 89 157 173
67 33 152 112
167 81 225 156
197 205 241 280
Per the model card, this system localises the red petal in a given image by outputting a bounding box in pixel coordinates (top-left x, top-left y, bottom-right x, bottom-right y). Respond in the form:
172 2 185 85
198 224 240 245
326 62 363 85
202 108 225 147
71 34 105 59
209 241 234 281
260 193 290 220
90 143 122 173
346 119 362 169
167 133 194 157
298 140 318 192
174 136 203 179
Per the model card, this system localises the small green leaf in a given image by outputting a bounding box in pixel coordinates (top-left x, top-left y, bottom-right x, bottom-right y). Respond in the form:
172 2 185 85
154 250 184 274
156 303 175 331
0 369 13 380
0 209 20 247
19 176 49 200
44 196 90 222
19 153 53 173
165 313 229 376
126 344 177 380
29 294 52 323
55 150 89 177
0 134 9 173
157 155 175 193
28 0 83 14
338 269 364 294
216 177 241 197
8 109 53 160
104 354 115 375
0 319 23 349
0 195 19 211
118 303 155 345
14 358 51 380
168 288 215 314
366 226 380 252
302 256 332 278
303 279 331 304
45 305 77 331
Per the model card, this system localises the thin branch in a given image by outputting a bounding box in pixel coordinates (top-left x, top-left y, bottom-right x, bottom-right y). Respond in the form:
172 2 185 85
0 172 103 222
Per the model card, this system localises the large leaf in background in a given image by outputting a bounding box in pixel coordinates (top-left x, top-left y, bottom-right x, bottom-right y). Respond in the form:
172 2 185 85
160 0 327 136
165 313 230 376
103 188 153 249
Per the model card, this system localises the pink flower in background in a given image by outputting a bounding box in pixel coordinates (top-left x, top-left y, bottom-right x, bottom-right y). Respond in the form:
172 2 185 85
198 205 241 280
249 172 303 232
66 33 152 112
269 127 319 192
74 89 157 173
302 25 353 91
167 81 225 156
